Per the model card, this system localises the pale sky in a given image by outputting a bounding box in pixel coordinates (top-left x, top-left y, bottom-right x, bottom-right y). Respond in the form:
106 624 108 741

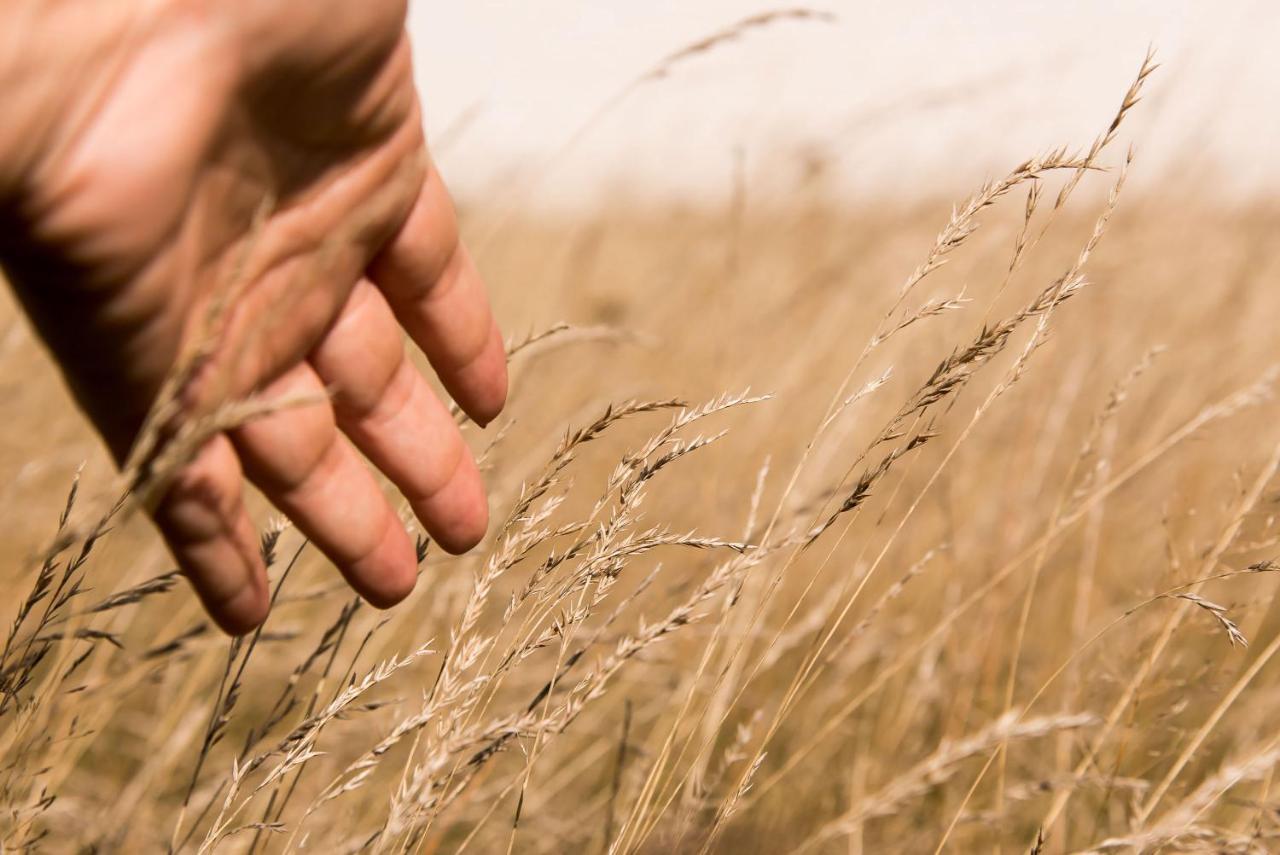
408 2 1279 210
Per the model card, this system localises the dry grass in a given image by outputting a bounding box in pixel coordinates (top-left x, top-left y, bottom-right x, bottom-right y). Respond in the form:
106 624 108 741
5 46 1280 855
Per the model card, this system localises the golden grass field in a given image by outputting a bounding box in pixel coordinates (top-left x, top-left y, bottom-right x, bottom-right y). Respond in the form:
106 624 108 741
7 51 1280 853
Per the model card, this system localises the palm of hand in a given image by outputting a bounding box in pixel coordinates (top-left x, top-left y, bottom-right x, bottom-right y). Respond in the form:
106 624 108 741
4 2 507 632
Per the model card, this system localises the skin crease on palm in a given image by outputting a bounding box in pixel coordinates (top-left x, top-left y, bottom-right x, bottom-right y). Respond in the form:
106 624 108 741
0 2 509 634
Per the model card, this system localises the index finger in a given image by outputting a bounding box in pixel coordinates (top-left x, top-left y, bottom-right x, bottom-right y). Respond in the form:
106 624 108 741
367 154 507 426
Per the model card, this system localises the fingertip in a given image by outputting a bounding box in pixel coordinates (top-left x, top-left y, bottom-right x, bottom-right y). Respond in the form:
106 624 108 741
460 322 508 428
155 436 271 636
411 453 489 555
354 511 419 608
432 493 488 555
367 163 507 430
171 542 269 636
209 570 271 636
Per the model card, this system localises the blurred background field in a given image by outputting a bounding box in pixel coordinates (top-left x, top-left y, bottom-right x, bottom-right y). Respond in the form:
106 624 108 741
6 4 1280 853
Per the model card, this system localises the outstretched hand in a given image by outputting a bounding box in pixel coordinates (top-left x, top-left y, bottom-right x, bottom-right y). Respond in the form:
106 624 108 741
0 1 507 633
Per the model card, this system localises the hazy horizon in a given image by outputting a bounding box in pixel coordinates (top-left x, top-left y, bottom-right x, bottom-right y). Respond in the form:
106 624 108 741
409 2 1279 211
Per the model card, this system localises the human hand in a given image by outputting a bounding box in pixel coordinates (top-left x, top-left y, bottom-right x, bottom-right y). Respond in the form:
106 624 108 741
0 1 507 633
